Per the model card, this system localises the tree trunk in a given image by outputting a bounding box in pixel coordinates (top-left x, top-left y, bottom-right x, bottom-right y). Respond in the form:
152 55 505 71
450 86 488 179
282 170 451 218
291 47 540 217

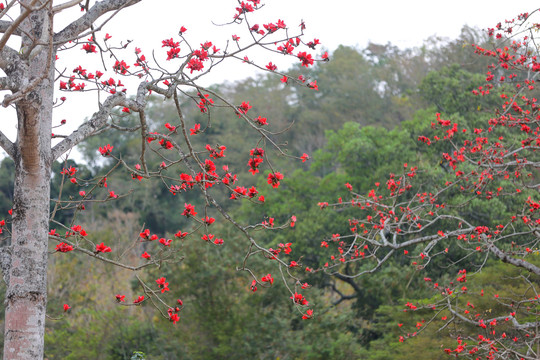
4 106 51 359
3 4 54 359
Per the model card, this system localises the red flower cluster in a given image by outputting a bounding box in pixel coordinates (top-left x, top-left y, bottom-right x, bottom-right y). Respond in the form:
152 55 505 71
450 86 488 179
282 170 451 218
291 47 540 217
261 274 274 284
113 60 129 75
82 43 96 53
162 38 181 61
291 292 308 306
95 242 112 253
198 93 214 113
248 148 264 175
55 243 74 253
253 116 268 126
206 144 226 159
297 51 314 67
237 101 252 116
267 172 284 188
156 277 170 293
98 144 113 156
182 203 197 217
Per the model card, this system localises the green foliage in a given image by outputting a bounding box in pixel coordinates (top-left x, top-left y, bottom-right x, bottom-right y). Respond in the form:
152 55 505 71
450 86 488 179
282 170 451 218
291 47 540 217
420 64 484 115
419 63 501 118
130 352 146 360
0 27 516 359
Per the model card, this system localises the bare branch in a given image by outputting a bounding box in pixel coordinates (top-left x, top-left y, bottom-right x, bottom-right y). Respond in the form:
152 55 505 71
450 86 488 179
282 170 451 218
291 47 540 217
0 44 22 72
52 0 82 13
0 129 15 158
50 235 157 271
54 0 142 45
329 282 357 306
0 0 40 52
51 92 127 160
488 241 540 276
446 297 540 330
0 20 19 35
51 80 151 160
2 3 55 107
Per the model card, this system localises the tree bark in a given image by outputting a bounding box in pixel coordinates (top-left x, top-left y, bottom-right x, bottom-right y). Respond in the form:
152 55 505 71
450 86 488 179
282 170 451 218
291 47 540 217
3 3 53 359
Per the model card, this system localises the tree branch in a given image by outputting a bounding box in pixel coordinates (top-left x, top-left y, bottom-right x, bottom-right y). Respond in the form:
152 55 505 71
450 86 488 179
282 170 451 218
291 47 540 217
488 241 540 276
54 0 142 45
333 271 362 293
446 297 540 330
0 0 40 52
329 282 357 306
52 0 83 13
0 129 15 158
2 3 55 107
0 44 22 72
0 76 16 91
51 80 151 160
50 235 159 271
51 92 127 160
0 20 19 35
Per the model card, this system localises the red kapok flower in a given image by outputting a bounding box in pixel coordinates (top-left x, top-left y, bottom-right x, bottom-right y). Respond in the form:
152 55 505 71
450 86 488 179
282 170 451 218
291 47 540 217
266 62 277 71
297 51 314 67
261 274 274 285
175 230 188 239
182 203 197 217
55 243 74 253
169 312 180 324
95 242 112 253
98 144 113 156
302 309 314 319
250 280 257 292
156 277 170 293
290 292 308 305
267 172 284 188
190 123 201 135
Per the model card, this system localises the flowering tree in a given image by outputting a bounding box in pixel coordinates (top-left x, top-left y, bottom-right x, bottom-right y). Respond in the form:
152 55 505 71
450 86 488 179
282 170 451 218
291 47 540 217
318 10 540 359
0 1 323 359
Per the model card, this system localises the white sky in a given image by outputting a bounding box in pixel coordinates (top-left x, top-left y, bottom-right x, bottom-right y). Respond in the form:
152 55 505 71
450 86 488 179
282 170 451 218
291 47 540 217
49 0 540 86
2 0 540 151
106 0 540 84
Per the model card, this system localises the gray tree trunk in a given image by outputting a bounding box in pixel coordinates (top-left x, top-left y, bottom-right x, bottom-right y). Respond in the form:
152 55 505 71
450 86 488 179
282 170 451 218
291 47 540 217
0 1 144 357
3 4 53 359
0 1 182 358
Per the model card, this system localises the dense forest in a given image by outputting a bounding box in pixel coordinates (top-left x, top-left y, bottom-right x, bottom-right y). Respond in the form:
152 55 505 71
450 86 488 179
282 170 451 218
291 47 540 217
0 24 534 359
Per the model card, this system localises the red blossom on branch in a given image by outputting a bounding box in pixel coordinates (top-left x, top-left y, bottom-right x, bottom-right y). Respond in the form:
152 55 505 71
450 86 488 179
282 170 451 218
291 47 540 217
55 243 74 253
95 243 112 253
98 144 113 156
267 172 284 188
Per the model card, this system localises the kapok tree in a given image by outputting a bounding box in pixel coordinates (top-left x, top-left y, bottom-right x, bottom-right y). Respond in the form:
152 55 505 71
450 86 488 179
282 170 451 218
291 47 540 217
0 1 323 359
319 9 540 360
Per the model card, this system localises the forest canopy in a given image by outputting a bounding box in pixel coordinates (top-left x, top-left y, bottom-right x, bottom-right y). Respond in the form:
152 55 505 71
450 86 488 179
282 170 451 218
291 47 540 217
0 21 525 359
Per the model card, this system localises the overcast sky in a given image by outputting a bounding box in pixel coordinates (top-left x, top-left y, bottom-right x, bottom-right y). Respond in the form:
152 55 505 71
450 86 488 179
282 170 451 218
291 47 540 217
105 0 540 84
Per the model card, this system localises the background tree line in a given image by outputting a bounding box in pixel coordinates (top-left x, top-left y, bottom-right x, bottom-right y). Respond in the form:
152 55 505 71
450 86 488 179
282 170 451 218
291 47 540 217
0 25 523 359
